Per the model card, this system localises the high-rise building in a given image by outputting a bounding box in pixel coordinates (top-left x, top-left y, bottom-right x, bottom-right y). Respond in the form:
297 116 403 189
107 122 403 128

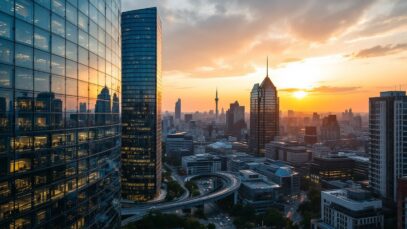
369 91 407 202
249 61 279 155
304 126 317 144
175 98 181 120
320 115 340 142
0 0 122 227
397 177 407 229
226 101 246 139
121 8 162 202
215 88 219 120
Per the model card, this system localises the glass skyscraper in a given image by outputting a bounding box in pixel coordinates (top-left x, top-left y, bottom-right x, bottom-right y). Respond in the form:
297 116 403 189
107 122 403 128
250 73 279 156
0 0 122 227
121 8 162 202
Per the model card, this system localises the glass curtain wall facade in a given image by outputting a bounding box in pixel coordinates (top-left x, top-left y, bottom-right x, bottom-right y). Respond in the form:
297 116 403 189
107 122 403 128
0 0 122 228
121 8 162 202
250 76 279 156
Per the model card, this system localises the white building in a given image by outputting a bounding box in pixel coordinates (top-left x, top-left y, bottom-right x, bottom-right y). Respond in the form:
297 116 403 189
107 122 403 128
312 189 383 229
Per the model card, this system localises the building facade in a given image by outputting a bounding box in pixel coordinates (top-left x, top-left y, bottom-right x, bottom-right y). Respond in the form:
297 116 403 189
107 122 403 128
320 115 340 142
397 177 407 229
265 141 311 164
182 154 222 175
226 101 246 140
121 8 162 202
369 91 407 202
165 132 193 165
249 73 279 156
0 0 122 227
175 98 181 120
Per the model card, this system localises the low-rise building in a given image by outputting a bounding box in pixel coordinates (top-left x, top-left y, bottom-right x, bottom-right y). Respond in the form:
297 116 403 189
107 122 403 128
312 189 383 229
182 154 222 175
165 132 193 164
265 141 312 164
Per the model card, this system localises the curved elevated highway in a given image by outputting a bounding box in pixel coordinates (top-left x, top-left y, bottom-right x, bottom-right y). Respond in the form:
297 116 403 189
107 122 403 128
121 172 241 226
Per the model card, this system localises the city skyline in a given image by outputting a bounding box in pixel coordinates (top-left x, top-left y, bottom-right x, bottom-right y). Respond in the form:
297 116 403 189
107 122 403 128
122 0 407 113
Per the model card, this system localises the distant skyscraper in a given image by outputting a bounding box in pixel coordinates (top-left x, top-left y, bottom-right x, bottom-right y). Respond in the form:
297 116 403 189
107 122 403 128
215 88 219 120
175 98 181 120
0 0 122 227
320 115 340 142
249 60 279 155
121 8 162 201
369 91 407 202
226 101 246 139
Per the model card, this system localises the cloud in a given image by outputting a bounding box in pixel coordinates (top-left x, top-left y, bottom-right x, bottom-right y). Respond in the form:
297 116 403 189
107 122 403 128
350 43 407 58
280 86 361 94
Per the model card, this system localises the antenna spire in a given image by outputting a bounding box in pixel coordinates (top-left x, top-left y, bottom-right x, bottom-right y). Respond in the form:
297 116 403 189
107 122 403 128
266 56 269 77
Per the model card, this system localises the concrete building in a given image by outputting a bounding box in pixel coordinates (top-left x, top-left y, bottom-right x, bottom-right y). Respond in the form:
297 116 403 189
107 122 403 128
182 154 222 175
369 91 407 202
265 141 312 164
165 132 193 164
312 189 383 229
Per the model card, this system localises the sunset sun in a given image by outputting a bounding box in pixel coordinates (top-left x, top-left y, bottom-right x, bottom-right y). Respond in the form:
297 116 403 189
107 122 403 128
293 90 308 99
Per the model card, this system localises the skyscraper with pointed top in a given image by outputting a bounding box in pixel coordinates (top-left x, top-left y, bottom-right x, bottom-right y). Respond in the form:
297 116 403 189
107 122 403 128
249 58 279 155
215 88 219 120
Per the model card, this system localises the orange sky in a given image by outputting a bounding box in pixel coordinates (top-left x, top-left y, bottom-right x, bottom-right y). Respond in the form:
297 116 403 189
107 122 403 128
123 0 407 113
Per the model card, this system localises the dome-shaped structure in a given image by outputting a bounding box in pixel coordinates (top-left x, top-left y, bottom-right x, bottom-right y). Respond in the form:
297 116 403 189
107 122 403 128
275 167 292 177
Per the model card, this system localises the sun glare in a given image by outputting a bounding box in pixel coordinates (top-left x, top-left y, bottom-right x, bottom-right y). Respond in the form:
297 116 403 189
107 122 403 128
293 90 308 99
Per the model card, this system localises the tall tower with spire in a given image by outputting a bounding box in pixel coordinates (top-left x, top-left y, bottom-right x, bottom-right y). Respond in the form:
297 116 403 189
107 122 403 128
215 88 219 120
249 57 279 155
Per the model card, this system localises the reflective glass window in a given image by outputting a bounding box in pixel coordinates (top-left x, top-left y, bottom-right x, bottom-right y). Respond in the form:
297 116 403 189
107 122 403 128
51 55 65 76
15 67 33 91
15 0 33 23
89 36 97 54
66 3 77 26
34 71 50 92
66 78 77 96
78 64 88 81
89 21 97 38
0 39 13 64
0 12 13 39
78 30 88 49
52 0 65 17
78 0 88 15
89 5 97 23
78 47 88 65
66 60 77 79
34 4 50 30
66 41 77 61
52 35 65 57
89 68 97 84
78 81 88 98
89 52 97 69
34 28 50 51
34 49 50 72
66 22 78 43
51 14 65 36
0 90 13 131
66 96 77 113
16 20 33 45
78 12 88 32
36 0 51 9
0 0 14 15
15 44 33 68
0 64 12 88
51 75 65 94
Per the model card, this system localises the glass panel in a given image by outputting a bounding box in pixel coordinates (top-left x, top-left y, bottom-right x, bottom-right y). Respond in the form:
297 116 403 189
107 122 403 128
89 68 97 84
66 3 77 25
52 35 65 57
51 55 65 76
78 81 88 98
34 28 50 51
34 4 50 30
0 0 14 15
0 89 13 131
78 47 88 65
15 44 33 68
66 41 77 61
78 30 88 49
89 52 97 69
34 71 50 92
78 0 88 15
16 20 33 45
15 0 33 23
66 22 78 43
34 49 50 72
89 20 97 38
15 68 33 91
66 96 77 112
51 14 65 36
66 78 77 96
52 0 65 17
36 0 51 9
0 12 13 39
78 64 88 81
0 39 13 64
51 75 65 94
66 60 77 79
0 64 12 88
78 12 88 32
89 5 97 23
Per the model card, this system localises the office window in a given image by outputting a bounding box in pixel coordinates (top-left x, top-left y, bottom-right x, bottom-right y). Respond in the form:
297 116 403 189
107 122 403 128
66 3 77 26
0 64 12 88
34 49 51 72
51 55 65 76
52 35 65 57
51 75 65 94
66 22 78 43
66 60 77 79
78 0 88 15
78 47 88 65
0 0 14 15
16 20 33 45
78 30 89 49
66 41 77 61
0 12 13 39
51 14 65 36
34 28 50 51
52 0 65 17
0 39 13 64
66 78 77 96
34 4 50 30
15 0 33 23
34 71 50 92
78 12 88 32
15 67 33 91
36 0 51 9
15 44 33 68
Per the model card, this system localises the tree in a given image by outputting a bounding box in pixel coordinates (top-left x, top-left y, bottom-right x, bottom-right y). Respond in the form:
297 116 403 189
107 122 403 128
207 223 216 229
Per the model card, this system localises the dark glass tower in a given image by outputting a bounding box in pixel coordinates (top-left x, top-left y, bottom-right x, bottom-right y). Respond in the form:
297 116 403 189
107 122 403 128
175 98 181 120
0 0 122 228
249 67 279 156
121 7 162 202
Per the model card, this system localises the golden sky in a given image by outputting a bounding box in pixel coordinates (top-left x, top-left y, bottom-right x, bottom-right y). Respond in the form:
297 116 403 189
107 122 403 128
123 0 407 113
